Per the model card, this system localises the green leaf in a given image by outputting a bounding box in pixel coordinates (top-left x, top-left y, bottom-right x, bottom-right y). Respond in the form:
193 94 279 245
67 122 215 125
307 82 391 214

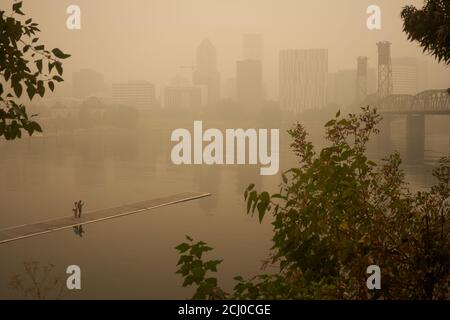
257 192 270 223
55 62 63 75
26 85 36 100
29 121 42 133
175 243 190 253
34 45 45 51
12 1 22 12
48 81 55 92
36 59 43 73
52 48 71 59
53 75 64 82
13 82 23 98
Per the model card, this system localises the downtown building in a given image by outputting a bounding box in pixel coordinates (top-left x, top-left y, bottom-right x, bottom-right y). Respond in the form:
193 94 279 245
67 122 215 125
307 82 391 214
193 39 220 106
112 80 155 109
392 57 428 95
163 85 203 109
279 49 328 113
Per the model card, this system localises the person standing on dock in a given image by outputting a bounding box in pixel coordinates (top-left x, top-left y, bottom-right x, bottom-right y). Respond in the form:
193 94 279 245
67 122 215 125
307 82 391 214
77 200 84 218
72 202 78 218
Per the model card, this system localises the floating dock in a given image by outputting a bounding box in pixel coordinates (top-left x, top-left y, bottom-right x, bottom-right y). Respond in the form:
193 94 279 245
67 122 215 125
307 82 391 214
0 192 210 245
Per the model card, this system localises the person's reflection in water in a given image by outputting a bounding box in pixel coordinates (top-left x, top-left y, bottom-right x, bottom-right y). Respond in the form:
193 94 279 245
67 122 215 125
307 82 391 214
72 225 85 238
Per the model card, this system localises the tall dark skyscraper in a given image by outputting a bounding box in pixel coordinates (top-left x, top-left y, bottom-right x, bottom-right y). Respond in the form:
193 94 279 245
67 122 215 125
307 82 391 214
193 39 220 106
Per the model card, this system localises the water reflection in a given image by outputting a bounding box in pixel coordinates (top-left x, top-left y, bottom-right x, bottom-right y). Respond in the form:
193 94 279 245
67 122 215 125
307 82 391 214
72 225 86 238
0 119 449 299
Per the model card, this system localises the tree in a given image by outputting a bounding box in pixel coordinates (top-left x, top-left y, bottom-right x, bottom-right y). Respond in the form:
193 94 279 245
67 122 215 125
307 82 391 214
0 1 70 140
401 0 450 64
176 107 450 300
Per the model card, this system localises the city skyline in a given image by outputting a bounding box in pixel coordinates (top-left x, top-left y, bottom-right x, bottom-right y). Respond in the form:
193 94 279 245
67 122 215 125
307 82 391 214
21 0 449 100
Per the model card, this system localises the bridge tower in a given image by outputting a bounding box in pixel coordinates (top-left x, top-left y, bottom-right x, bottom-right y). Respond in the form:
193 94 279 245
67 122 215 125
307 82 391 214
356 56 368 103
377 41 393 99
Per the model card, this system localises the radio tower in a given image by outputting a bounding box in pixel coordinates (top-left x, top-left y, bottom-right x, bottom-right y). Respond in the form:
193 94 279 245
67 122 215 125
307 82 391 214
377 41 393 99
356 56 368 103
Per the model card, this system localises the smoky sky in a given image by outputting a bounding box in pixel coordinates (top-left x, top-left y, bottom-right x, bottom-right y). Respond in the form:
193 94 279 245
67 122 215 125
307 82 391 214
15 0 449 98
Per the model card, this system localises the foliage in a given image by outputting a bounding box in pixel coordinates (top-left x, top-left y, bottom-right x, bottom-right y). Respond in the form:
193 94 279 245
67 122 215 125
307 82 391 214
176 107 450 300
401 0 450 65
0 1 70 140
9 260 66 299
175 236 225 300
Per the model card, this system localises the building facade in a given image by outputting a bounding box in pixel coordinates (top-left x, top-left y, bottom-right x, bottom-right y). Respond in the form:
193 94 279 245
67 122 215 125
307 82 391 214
112 81 155 108
163 86 203 109
279 49 328 112
392 57 428 95
193 39 220 106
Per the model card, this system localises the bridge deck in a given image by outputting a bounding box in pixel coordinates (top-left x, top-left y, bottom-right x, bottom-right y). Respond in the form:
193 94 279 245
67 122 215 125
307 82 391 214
0 192 210 245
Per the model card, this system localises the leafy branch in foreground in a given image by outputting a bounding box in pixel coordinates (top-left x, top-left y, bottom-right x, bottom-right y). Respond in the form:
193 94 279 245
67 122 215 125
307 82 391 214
0 1 70 140
401 0 450 65
175 236 225 300
176 107 449 300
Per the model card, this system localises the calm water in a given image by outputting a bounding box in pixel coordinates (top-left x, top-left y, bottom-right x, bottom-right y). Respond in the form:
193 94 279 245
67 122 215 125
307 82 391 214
0 117 448 299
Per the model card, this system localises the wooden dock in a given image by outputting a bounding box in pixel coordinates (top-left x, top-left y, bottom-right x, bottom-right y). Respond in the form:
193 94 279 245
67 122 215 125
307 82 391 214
0 192 210 245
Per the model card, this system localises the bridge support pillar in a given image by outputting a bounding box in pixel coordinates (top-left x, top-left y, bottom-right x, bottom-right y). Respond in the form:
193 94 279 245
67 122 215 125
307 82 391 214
406 114 425 164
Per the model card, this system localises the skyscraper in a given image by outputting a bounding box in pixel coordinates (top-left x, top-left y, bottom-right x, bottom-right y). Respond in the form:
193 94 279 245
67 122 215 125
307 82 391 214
279 49 328 112
392 57 428 95
193 39 220 106
236 59 263 109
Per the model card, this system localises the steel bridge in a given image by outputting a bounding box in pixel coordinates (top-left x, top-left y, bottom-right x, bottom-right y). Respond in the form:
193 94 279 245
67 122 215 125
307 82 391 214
376 89 450 114
365 89 450 163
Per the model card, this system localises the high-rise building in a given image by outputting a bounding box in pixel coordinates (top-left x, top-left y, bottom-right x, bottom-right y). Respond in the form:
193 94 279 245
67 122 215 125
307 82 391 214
193 39 220 106
279 49 328 112
112 81 155 108
243 34 263 61
392 57 428 95
72 69 106 99
163 86 203 109
236 59 263 109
